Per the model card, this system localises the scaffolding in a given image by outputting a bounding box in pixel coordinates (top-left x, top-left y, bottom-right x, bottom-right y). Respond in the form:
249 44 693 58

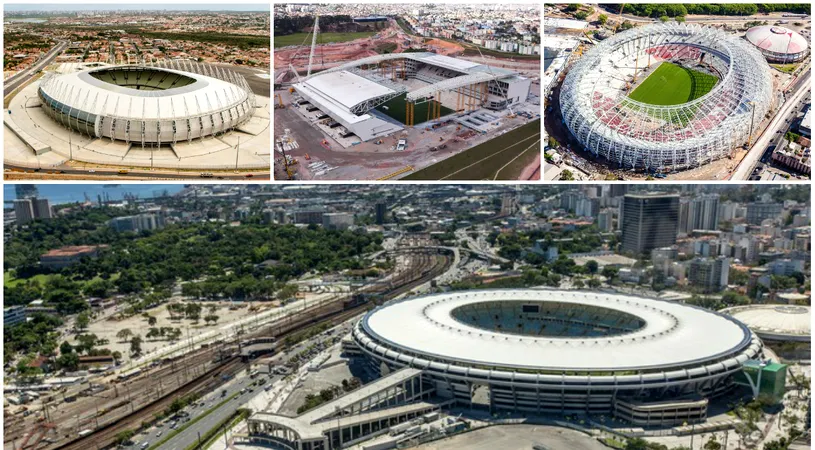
560 22 774 171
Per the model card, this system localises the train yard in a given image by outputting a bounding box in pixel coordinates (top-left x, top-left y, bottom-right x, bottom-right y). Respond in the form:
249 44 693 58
8 244 452 450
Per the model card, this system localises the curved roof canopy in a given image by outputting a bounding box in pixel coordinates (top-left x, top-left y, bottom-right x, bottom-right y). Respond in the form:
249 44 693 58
363 289 754 372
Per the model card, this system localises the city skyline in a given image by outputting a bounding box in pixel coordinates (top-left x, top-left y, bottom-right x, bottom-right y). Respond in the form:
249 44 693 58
5 4 270 12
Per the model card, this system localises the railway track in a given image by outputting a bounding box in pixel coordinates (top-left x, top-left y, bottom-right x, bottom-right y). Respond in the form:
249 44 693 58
39 249 452 450
54 358 244 450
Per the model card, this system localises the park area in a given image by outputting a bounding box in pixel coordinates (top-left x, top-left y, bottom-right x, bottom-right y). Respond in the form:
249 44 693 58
274 31 376 48
404 120 541 180
628 62 718 106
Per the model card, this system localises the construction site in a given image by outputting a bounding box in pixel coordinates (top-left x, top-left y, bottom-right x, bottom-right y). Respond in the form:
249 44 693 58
273 16 541 181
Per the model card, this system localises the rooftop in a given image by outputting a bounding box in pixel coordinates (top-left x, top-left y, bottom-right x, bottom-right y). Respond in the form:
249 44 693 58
41 245 104 258
362 289 754 371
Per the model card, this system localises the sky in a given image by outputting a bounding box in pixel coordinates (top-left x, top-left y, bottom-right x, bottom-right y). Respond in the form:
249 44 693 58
5 4 269 12
4 184 185 205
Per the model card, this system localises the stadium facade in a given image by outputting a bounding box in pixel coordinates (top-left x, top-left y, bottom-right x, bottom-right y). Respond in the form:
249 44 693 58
351 289 763 426
745 25 809 63
292 52 531 142
37 61 256 144
559 22 774 171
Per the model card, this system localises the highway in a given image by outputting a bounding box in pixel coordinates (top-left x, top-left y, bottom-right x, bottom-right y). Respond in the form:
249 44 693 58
731 67 811 180
4 40 67 96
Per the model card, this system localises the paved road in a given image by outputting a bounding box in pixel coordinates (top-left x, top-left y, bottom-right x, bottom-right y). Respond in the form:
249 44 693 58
597 7 810 24
4 165 269 180
731 68 811 180
4 40 67 96
148 321 350 450
147 375 280 450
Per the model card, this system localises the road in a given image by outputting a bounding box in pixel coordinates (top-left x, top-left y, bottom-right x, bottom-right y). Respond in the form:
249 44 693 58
596 7 811 24
4 40 67 96
150 319 352 450
731 68 811 180
4 165 269 180
142 375 278 450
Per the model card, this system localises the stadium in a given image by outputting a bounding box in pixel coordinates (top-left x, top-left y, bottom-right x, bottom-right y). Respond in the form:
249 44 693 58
5 60 270 172
722 305 810 343
559 22 774 171
37 61 256 144
745 25 809 63
291 52 531 143
351 289 764 426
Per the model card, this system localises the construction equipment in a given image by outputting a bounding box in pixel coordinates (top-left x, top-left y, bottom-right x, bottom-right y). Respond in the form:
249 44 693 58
475 45 513 116
274 93 285 109
307 15 320 77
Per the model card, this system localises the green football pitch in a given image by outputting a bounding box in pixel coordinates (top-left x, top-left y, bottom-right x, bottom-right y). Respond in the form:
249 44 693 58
628 62 718 106
376 93 454 125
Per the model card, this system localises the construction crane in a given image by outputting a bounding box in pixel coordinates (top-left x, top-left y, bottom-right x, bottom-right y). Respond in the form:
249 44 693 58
307 15 320 77
475 45 514 116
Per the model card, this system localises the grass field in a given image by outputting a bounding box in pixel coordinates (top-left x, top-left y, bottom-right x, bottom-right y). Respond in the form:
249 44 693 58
376 93 455 125
771 63 799 74
274 32 376 48
404 120 541 180
628 62 718 106
4 271 120 288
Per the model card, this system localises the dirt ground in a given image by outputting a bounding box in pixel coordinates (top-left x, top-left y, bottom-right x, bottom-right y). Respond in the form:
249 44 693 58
73 300 279 363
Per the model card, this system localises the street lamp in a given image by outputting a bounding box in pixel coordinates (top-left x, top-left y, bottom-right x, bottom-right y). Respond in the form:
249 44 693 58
747 101 757 149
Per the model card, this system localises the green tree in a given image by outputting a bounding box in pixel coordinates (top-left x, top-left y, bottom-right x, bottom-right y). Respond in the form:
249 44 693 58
60 341 73 355
601 266 619 283
57 352 80 371
75 312 90 330
585 260 599 274
703 436 721 450
114 430 135 446
130 336 143 357
116 328 132 343
277 284 299 302
598 14 608 25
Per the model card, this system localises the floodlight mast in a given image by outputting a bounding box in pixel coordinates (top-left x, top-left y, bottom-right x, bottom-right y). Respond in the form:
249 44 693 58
307 15 320 77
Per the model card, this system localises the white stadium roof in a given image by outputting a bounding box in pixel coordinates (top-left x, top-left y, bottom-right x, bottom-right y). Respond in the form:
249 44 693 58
421 54 480 71
39 65 250 120
722 305 810 341
746 25 808 55
363 289 753 371
304 71 395 111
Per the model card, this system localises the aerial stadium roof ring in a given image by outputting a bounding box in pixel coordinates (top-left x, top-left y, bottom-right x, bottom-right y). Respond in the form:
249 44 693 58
355 289 762 374
559 22 774 171
36 61 256 144
352 289 764 421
